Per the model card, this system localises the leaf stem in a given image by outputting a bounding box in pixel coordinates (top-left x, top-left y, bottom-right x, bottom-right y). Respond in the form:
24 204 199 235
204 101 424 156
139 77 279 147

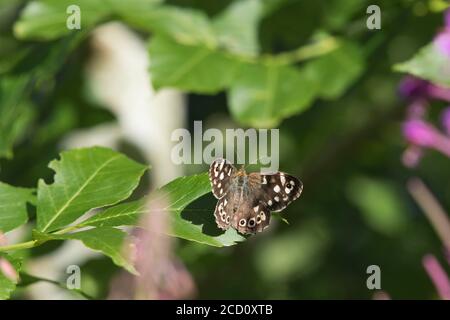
269 35 339 65
0 240 38 252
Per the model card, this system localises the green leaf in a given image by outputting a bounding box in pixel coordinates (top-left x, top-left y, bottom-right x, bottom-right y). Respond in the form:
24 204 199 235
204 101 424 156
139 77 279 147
213 0 264 57
78 197 147 228
0 253 21 300
0 182 35 233
228 62 318 127
33 227 135 274
304 40 364 99
121 5 217 47
394 43 450 87
149 173 245 247
0 76 35 159
36 146 148 233
80 173 245 247
14 0 111 40
148 35 240 93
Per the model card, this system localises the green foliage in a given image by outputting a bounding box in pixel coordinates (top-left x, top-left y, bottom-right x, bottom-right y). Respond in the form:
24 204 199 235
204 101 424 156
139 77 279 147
0 254 21 300
0 0 448 301
347 177 408 235
0 76 35 159
36 147 147 233
148 35 239 93
33 228 135 274
81 173 245 247
12 0 364 127
0 146 246 298
0 182 35 233
212 0 264 56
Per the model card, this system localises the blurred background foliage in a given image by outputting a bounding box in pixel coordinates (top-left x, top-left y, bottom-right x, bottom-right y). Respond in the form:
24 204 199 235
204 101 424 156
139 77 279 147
1 0 450 299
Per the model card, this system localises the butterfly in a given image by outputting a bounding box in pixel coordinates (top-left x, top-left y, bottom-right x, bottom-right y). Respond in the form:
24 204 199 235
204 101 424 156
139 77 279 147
208 158 303 235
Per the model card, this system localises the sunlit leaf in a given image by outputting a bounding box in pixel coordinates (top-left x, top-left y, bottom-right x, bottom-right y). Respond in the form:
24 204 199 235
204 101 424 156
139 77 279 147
394 42 450 87
148 35 239 93
228 62 318 127
80 173 246 247
14 0 110 40
213 0 264 57
121 5 217 47
36 147 148 233
304 41 365 99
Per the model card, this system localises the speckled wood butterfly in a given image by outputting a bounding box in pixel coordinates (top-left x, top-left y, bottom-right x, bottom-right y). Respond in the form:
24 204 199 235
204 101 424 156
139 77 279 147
209 158 303 234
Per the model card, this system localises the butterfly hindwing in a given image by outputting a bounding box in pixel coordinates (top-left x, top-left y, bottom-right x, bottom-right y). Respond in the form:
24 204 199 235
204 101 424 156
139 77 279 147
230 199 271 234
209 158 236 199
214 196 232 230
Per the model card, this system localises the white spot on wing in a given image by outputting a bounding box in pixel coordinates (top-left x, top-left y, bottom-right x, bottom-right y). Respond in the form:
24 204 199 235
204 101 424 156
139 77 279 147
274 185 281 193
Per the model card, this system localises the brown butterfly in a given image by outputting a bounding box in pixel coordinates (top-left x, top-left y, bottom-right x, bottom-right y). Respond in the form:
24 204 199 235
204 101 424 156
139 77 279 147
209 158 303 234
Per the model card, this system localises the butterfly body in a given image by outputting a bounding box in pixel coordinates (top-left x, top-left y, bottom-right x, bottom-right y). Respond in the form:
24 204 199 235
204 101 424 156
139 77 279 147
209 158 303 235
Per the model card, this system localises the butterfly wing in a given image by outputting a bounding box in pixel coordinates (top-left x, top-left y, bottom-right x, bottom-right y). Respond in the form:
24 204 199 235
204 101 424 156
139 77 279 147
249 172 303 212
230 199 271 234
214 196 232 230
209 158 236 199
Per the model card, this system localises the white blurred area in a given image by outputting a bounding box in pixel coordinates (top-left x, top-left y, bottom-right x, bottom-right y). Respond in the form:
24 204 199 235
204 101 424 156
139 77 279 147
24 22 186 299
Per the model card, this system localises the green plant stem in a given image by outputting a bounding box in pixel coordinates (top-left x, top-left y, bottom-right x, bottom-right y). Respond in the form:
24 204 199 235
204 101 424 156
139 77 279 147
0 240 38 252
0 224 83 252
269 36 339 65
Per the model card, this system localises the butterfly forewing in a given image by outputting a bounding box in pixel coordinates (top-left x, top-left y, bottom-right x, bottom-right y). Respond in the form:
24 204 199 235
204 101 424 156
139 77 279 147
209 158 236 199
250 172 303 212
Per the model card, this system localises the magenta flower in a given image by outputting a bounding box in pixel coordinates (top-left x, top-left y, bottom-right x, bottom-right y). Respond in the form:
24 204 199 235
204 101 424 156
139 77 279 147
399 76 450 102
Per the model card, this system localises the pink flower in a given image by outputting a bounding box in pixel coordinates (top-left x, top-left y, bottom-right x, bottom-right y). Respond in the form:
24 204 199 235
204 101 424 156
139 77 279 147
402 119 450 157
108 197 196 300
423 254 450 300
403 120 439 147
434 30 450 57
434 9 450 56
0 259 18 282
0 232 18 282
